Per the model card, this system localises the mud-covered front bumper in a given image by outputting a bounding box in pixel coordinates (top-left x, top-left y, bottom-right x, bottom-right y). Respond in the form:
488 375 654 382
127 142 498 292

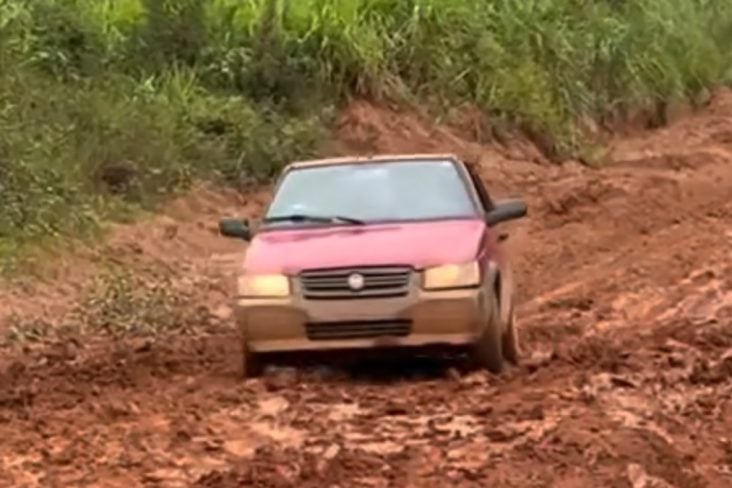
235 283 490 353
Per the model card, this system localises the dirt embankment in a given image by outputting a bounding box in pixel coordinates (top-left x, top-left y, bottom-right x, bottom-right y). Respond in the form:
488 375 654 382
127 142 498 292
1 90 732 487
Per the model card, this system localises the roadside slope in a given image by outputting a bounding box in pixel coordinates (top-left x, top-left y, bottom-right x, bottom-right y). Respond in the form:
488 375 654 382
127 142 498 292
1 90 732 487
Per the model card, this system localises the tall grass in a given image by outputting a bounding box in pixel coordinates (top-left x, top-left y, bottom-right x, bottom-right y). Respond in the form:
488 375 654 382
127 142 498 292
200 0 732 135
1 0 731 268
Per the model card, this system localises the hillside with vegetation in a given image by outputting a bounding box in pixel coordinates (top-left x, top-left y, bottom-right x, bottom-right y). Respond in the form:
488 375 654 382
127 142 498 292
1 0 731 269
5 3 732 486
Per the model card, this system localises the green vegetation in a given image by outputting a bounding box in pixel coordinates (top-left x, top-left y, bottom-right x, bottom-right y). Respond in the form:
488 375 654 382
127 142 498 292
3 264 204 344
76 265 195 337
1 0 731 268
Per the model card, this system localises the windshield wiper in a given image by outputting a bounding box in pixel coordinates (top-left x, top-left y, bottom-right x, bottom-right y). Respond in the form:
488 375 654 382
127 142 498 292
263 214 365 225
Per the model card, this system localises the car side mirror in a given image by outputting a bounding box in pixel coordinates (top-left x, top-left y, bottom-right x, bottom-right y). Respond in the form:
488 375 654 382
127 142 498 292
485 199 527 226
219 218 252 241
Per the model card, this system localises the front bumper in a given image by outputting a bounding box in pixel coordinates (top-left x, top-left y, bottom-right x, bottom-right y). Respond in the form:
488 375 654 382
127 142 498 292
234 282 490 353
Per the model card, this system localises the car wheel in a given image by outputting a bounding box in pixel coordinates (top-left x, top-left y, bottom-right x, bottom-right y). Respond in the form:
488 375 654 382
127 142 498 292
502 304 521 365
472 291 504 374
240 333 264 378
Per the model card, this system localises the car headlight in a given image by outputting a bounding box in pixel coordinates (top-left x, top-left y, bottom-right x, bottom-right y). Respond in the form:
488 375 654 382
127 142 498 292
237 274 290 298
422 261 481 290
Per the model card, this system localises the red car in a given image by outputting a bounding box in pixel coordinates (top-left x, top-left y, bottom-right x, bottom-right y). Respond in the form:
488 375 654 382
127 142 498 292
219 154 527 376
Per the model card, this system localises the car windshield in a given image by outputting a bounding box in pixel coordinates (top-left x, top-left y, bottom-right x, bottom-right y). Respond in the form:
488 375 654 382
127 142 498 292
264 159 478 224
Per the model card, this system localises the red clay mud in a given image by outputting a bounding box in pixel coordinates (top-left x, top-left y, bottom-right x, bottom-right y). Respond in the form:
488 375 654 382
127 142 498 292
2 90 732 487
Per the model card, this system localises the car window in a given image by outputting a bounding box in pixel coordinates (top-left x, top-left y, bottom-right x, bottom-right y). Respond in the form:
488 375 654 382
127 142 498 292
265 159 479 223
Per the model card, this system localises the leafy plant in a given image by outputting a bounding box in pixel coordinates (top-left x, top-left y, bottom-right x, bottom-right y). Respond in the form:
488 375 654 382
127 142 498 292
76 266 187 336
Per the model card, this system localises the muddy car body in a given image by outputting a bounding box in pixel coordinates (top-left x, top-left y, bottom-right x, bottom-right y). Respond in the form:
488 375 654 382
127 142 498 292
219 154 527 376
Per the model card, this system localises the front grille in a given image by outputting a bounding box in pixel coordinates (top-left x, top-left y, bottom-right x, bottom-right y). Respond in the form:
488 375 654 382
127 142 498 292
299 266 412 299
305 319 412 340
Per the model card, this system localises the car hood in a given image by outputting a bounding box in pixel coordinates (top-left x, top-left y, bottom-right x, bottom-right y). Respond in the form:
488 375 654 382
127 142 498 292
243 219 487 274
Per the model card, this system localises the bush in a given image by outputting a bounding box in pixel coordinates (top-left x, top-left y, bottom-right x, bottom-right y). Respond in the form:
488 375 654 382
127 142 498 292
0 67 325 237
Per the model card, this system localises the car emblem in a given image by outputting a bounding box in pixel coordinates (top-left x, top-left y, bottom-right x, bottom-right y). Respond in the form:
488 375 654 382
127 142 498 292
348 273 365 291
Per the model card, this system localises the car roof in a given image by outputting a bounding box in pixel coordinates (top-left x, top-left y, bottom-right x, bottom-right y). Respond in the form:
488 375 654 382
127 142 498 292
284 153 462 170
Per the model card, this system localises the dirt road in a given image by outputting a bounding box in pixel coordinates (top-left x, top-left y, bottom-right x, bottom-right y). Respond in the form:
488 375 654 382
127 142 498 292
1 91 732 487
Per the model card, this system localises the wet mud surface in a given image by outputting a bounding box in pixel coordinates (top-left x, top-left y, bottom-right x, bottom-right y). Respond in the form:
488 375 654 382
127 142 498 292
2 91 732 487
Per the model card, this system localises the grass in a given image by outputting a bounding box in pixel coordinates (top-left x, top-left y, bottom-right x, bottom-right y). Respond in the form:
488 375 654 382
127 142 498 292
1 0 731 268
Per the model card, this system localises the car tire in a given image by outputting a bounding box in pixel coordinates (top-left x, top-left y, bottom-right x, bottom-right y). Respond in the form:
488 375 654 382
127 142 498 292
240 333 264 378
502 304 521 365
472 291 504 374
